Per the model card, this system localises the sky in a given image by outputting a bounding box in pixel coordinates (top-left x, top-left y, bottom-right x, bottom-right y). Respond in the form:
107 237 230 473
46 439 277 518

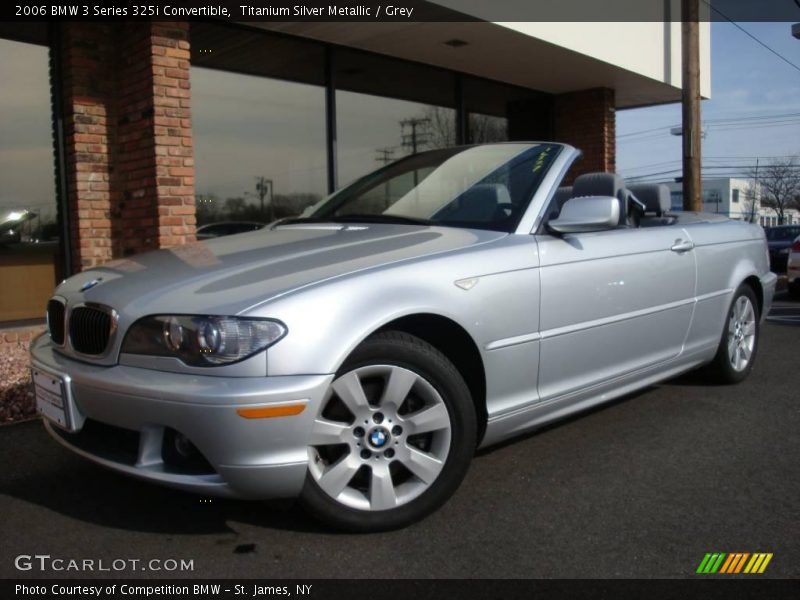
616 21 800 184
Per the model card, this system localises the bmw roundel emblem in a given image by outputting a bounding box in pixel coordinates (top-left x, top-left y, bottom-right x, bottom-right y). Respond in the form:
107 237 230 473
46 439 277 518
80 278 102 291
369 428 388 448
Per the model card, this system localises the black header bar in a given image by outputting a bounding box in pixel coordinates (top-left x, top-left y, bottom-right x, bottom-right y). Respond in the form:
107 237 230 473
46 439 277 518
4 0 800 23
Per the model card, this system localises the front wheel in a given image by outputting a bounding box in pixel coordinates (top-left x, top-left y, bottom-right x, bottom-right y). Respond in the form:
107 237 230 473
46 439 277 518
300 331 476 531
705 284 760 384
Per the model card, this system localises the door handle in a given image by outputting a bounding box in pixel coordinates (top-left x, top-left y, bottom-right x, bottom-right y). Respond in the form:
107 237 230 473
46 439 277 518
671 239 694 253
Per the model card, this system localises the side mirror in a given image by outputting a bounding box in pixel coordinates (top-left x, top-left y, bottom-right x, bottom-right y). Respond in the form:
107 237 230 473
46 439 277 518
547 196 620 234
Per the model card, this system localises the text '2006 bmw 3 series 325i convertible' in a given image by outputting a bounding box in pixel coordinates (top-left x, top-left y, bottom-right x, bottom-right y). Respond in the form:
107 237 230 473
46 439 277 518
31 143 777 531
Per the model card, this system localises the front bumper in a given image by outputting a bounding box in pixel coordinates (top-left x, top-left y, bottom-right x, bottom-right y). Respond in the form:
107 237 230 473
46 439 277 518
30 335 333 499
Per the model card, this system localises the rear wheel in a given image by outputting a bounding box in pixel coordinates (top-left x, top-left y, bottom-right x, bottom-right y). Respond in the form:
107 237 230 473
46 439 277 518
300 331 476 531
705 284 760 384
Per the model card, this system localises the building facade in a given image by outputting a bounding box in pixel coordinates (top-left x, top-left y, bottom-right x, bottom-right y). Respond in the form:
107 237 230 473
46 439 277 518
666 178 799 225
0 16 706 326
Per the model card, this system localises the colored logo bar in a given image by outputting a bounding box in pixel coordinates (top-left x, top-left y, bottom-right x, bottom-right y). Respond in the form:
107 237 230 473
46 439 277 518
696 552 773 574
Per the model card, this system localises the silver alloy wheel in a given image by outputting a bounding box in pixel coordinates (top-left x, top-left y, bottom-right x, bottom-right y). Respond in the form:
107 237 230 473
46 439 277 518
727 295 756 372
307 365 452 511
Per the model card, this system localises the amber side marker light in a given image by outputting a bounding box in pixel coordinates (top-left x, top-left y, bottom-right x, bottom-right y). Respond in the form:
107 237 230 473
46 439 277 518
236 404 306 419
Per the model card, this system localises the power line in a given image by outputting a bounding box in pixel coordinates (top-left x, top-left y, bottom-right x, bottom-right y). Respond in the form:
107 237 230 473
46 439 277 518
621 159 683 172
702 0 800 75
711 119 800 130
374 148 395 164
400 118 431 154
619 115 800 142
627 163 800 181
704 156 769 160
619 122 800 144
706 112 800 124
618 125 673 139
619 112 800 140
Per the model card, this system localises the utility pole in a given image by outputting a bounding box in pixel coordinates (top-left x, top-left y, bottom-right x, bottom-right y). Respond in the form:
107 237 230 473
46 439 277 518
751 158 760 223
375 148 395 164
255 176 274 221
400 118 430 154
400 117 430 186
374 148 395 208
681 0 703 212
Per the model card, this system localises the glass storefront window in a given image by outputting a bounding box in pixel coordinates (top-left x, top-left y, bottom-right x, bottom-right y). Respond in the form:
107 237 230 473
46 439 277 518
191 23 328 226
0 37 58 323
336 91 456 186
463 76 551 143
189 25 555 229
334 48 457 186
191 67 327 225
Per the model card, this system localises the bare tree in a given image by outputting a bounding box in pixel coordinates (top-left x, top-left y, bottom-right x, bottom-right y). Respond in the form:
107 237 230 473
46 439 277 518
421 107 508 149
741 180 760 223
750 156 800 225
468 113 507 144
423 106 456 149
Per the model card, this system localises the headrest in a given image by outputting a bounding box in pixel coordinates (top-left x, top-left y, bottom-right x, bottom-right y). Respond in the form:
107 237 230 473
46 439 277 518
466 183 511 205
572 173 625 199
627 184 670 217
554 186 573 207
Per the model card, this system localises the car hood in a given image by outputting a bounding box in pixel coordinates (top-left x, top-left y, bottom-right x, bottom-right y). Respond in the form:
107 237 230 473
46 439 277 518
57 223 505 316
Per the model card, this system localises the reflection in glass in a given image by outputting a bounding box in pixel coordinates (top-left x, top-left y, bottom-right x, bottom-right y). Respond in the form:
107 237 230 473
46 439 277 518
463 76 550 143
336 91 456 187
468 113 508 143
0 37 58 322
191 67 327 226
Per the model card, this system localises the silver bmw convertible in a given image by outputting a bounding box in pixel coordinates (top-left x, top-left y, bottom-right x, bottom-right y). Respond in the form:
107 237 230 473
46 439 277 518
31 143 776 530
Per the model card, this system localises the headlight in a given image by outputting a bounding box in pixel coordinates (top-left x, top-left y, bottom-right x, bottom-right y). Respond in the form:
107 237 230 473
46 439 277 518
122 315 287 366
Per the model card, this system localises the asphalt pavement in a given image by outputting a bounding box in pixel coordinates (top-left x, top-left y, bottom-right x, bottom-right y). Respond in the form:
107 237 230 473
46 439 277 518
1 292 798 579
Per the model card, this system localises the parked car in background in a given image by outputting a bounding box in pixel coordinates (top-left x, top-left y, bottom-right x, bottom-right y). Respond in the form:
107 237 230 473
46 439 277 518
196 221 265 240
31 143 776 531
0 209 36 245
765 224 800 273
787 234 800 299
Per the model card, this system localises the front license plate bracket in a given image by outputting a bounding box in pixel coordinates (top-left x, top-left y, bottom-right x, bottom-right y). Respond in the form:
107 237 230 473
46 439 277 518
32 368 83 432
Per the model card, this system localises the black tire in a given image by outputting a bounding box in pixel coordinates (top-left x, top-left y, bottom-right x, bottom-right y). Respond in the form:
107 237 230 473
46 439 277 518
788 282 800 300
704 284 760 384
300 331 477 532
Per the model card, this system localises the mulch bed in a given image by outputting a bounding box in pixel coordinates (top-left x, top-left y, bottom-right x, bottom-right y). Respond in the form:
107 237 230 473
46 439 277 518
0 340 37 424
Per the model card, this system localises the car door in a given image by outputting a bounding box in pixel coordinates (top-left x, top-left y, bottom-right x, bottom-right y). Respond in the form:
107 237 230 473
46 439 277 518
535 226 697 402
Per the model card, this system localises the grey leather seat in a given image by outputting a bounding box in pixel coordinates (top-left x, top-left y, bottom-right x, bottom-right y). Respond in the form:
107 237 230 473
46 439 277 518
443 183 511 223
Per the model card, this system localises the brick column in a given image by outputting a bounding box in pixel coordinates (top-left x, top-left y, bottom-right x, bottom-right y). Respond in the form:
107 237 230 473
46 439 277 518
553 88 616 181
59 23 116 271
57 22 195 271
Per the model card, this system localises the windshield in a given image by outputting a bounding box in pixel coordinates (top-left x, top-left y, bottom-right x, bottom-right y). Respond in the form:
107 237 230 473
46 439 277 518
292 143 561 233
